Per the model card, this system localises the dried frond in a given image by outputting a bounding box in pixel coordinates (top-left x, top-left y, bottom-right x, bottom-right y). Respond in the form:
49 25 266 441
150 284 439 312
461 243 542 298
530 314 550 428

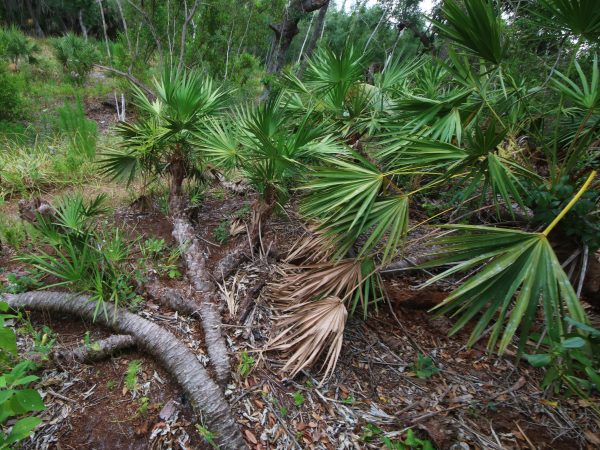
284 228 338 264
268 296 347 381
270 259 362 306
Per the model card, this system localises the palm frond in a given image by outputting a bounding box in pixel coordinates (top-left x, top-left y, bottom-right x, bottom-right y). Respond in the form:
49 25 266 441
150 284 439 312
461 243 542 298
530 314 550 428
435 0 506 65
538 0 600 41
268 296 347 381
420 225 587 354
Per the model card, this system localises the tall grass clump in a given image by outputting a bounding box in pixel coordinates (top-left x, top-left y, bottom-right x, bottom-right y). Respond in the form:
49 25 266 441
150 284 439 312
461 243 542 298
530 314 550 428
57 99 97 159
0 136 96 196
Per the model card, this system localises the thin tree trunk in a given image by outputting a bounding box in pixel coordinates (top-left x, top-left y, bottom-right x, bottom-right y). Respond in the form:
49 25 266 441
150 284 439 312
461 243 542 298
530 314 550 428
236 2 255 58
97 0 112 62
363 5 388 53
297 1 329 77
177 0 200 72
296 12 315 65
78 10 88 41
4 292 246 450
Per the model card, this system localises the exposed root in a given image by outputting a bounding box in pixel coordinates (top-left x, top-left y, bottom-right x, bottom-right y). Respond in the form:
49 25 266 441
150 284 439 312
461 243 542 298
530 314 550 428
3 291 246 450
144 280 200 316
172 214 231 384
52 334 135 364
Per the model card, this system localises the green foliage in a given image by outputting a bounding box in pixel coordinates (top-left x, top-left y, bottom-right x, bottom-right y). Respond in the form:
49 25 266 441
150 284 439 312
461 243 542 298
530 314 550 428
383 429 435 450
435 0 506 65
527 176 600 251
525 317 600 405
135 396 149 417
238 351 255 378
53 33 98 84
292 391 305 407
422 226 587 354
57 99 97 159
537 0 600 41
0 272 40 295
0 26 37 65
0 302 44 448
125 360 142 392
18 194 137 320
411 353 441 379
196 424 219 449
101 69 230 191
214 220 230 245
0 217 28 251
0 66 23 121
361 424 434 449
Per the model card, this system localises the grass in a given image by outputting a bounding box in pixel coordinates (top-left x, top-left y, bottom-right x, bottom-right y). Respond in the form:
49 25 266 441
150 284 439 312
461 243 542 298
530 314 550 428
0 136 98 197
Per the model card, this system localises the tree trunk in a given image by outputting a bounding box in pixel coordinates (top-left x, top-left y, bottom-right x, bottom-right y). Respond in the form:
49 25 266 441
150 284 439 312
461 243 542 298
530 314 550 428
3 292 246 450
168 155 187 214
262 0 329 99
297 1 329 77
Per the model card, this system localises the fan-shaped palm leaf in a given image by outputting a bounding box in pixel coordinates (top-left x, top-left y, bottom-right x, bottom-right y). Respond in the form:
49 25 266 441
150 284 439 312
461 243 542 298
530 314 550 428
435 0 506 65
420 225 587 354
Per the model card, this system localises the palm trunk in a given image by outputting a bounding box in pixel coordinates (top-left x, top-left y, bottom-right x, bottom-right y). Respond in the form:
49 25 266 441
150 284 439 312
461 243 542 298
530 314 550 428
172 214 232 384
3 292 246 450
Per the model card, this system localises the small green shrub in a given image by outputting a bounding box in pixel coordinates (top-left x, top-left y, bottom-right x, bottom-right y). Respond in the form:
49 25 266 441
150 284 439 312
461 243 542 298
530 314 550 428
238 351 255 377
214 220 230 244
0 67 23 120
53 33 98 84
18 194 137 318
0 26 37 66
0 217 28 250
526 317 600 406
411 354 440 379
292 391 305 407
125 360 142 392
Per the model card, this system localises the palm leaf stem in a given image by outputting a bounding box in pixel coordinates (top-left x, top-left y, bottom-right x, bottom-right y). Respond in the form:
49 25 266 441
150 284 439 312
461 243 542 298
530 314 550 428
543 170 597 237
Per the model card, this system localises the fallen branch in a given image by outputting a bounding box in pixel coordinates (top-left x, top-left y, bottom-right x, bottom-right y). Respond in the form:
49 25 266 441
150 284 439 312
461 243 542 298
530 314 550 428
94 64 155 98
3 291 246 450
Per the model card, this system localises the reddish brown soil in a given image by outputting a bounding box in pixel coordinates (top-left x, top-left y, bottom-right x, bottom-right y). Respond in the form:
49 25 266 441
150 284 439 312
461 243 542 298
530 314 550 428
25 312 208 450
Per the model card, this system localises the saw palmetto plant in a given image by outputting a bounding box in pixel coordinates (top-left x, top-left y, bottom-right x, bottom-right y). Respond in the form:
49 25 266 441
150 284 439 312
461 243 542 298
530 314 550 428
255 0 600 381
100 69 230 212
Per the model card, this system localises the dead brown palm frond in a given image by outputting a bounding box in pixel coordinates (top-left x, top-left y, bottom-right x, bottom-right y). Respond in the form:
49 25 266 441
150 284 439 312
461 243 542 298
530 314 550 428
269 259 364 306
284 228 338 264
268 296 347 381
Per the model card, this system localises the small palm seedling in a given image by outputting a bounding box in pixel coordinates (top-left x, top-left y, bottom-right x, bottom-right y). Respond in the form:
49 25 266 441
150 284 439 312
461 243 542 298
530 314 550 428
238 351 255 378
411 353 441 379
125 360 142 393
18 194 136 320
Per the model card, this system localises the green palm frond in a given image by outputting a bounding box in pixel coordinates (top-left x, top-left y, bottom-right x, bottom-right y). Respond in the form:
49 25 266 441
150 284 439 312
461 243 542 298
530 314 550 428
420 225 587 354
195 119 243 172
435 0 506 65
301 157 384 234
538 0 600 41
552 55 599 111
